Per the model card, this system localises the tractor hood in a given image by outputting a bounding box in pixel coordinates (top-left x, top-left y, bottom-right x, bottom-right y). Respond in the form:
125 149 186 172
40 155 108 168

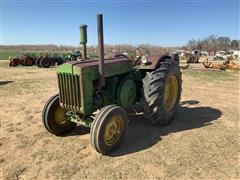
57 57 132 79
57 62 80 75
56 57 132 115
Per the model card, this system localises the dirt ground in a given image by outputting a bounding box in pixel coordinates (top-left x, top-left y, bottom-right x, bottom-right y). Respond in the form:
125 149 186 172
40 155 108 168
0 59 239 179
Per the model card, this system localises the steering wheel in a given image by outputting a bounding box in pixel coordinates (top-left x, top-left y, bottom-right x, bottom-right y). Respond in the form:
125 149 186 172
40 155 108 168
134 47 150 65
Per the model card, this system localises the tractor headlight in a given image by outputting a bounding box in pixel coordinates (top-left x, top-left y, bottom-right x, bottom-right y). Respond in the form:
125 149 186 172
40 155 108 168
141 56 148 64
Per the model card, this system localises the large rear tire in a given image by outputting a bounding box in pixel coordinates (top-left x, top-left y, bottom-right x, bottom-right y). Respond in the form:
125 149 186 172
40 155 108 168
90 105 128 154
56 58 64 66
42 94 76 135
142 59 182 125
40 58 51 68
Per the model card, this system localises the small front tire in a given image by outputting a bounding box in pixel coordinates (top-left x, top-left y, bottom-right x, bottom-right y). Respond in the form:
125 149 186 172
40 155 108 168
90 105 128 154
42 94 76 135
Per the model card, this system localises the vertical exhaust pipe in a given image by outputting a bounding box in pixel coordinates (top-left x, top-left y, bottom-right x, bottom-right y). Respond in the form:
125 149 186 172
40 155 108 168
80 24 88 60
97 14 105 87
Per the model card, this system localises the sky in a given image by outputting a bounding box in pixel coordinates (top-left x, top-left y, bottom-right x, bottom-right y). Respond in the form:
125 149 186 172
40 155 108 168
1 0 239 46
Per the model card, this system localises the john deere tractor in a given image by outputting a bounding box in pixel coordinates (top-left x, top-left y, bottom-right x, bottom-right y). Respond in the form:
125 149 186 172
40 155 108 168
42 14 182 154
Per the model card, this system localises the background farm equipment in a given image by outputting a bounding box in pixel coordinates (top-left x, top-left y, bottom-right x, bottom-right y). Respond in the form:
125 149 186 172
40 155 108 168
9 52 68 68
42 14 182 154
36 51 81 68
187 50 200 63
9 53 36 66
213 50 240 61
214 50 228 60
203 57 239 70
64 50 82 61
36 53 65 68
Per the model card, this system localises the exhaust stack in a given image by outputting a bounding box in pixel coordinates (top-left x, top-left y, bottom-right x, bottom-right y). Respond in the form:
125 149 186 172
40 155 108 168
97 14 105 87
80 24 88 60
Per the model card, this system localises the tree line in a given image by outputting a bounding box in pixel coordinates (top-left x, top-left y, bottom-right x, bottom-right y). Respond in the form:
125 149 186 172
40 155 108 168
1 35 239 54
184 35 239 54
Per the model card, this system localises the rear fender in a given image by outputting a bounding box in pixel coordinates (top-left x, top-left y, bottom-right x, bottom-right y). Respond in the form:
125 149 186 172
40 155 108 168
140 55 173 70
140 53 179 70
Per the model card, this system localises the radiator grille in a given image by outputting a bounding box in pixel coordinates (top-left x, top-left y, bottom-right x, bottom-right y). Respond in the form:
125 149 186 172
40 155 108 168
57 73 81 111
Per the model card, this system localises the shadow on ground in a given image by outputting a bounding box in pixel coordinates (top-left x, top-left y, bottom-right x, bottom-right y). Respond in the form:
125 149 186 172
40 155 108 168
64 125 90 136
63 100 222 156
0 81 14 85
110 100 222 157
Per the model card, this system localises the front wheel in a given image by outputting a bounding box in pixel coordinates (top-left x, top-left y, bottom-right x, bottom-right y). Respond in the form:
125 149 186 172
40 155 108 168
36 58 42 67
71 56 77 61
42 94 76 135
10 61 17 66
90 105 128 154
23 58 33 66
142 59 182 125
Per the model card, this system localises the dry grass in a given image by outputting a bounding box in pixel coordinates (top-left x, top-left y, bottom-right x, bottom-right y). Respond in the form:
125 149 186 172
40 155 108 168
0 60 240 179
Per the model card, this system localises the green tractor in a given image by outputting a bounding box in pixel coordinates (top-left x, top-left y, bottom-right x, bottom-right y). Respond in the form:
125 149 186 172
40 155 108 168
42 14 182 154
65 51 82 61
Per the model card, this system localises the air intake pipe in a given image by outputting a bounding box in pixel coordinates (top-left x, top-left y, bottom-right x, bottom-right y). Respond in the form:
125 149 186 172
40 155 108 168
80 24 88 60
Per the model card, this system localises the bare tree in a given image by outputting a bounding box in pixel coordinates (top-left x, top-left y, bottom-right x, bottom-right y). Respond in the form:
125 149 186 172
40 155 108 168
216 36 231 51
231 40 239 50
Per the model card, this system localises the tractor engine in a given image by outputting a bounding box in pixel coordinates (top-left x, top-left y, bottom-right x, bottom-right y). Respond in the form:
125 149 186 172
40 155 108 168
56 56 135 115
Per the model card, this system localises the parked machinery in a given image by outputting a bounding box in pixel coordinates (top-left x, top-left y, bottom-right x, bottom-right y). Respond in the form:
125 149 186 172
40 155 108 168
203 57 239 70
187 50 200 63
65 51 82 61
10 52 70 68
36 53 65 68
9 53 36 66
10 53 68 68
42 14 182 154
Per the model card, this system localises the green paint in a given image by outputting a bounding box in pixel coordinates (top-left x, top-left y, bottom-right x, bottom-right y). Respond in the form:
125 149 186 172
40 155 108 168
79 25 88 44
117 79 137 109
65 111 92 127
56 53 150 128
56 60 134 115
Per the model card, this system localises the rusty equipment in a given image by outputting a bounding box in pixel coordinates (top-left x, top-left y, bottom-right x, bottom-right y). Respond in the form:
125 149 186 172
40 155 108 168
10 53 66 68
187 51 200 63
42 14 182 154
9 54 36 66
35 53 65 68
203 57 239 70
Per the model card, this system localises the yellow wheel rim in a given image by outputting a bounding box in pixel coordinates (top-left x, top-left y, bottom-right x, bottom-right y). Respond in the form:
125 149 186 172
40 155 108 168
164 75 178 112
104 115 124 146
54 106 71 126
